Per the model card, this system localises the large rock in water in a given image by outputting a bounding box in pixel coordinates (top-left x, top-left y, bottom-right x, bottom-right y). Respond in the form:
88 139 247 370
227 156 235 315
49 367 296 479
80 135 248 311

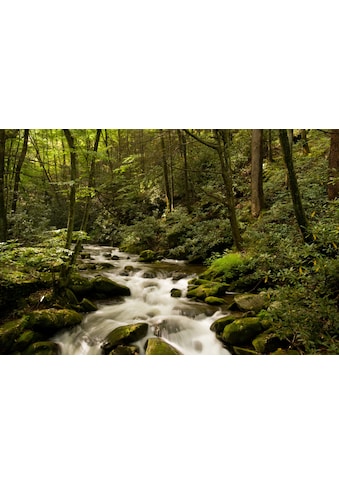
145 338 182 355
221 317 263 346
233 293 267 313
25 309 83 336
102 323 149 354
69 275 130 300
23 341 61 355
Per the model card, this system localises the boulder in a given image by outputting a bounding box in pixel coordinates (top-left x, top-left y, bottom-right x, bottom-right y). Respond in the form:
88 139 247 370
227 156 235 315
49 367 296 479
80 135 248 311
91 276 131 298
139 250 157 263
12 329 44 353
233 346 258 355
187 282 229 302
0 318 27 354
23 341 61 355
221 317 263 346
234 293 267 313
170 288 182 298
145 338 182 355
252 330 289 354
110 345 140 355
26 309 83 336
79 298 98 312
205 296 225 305
210 315 238 335
102 322 149 354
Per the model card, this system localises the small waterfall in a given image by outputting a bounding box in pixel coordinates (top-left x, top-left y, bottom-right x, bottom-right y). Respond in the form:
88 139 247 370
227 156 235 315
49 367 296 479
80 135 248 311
53 246 230 355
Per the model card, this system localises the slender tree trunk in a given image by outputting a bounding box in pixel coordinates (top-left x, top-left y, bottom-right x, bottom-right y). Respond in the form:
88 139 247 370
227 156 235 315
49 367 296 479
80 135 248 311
0 129 7 241
177 129 191 211
215 129 243 251
328 129 339 200
63 129 77 250
267 129 273 163
300 129 310 155
279 129 311 243
11 129 29 214
81 129 101 231
160 129 172 212
251 129 264 218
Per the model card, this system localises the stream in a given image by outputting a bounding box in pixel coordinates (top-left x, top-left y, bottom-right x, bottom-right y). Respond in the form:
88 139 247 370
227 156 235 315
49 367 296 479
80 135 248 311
53 245 231 355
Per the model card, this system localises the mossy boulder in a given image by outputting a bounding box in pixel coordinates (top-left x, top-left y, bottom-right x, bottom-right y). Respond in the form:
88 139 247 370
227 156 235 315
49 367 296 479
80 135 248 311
69 275 130 300
101 322 149 354
0 318 27 353
233 346 258 355
79 298 98 312
25 309 83 336
210 314 238 335
187 282 229 302
170 288 182 298
234 293 267 313
205 296 226 305
110 345 140 355
139 250 157 263
221 317 264 346
252 330 289 354
13 329 44 353
23 341 61 355
145 337 182 355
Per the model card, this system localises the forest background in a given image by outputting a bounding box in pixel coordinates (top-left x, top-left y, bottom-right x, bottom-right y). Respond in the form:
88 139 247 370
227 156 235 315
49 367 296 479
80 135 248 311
2 1 339 485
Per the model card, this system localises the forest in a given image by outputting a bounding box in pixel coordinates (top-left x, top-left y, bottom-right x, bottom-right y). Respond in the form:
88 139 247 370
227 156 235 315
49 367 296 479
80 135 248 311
0 128 338 355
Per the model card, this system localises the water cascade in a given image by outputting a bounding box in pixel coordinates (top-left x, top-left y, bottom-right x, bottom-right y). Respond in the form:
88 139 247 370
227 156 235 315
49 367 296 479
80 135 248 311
53 246 231 355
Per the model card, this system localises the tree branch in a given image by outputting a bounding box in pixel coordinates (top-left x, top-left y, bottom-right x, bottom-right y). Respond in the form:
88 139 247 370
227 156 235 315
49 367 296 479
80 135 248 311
183 129 218 150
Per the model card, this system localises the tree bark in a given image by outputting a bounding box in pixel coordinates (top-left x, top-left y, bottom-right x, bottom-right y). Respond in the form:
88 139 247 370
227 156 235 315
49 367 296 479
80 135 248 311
160 129 172 212
279 129 311 243
214 129 243 251
0 129 7 241
63 129 77 250
177 129 191 211
251 129 264 218
11 129 29 214
328 129 339 200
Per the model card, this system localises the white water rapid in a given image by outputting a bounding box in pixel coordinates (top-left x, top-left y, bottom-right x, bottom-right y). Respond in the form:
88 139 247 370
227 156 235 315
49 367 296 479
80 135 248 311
53 246 231 355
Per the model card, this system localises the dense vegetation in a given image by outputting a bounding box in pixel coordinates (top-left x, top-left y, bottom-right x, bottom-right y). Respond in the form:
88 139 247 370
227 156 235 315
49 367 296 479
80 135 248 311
0 129 338 354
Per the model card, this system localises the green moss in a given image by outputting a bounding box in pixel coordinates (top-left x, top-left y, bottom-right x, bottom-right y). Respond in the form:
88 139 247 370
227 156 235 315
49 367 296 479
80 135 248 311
222 317 263 346
201 252 246 281
210 315 238 334
205 296 226 305
145 338 182 355
102 323 149 354
23 341 61 355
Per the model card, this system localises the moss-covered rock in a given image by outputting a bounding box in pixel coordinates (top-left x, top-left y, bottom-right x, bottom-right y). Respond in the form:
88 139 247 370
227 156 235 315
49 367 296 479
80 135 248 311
139 250 157 262
210 314 238 334
221 317 263 346
23 341 61 355
252 330 289 354
26 309 83 336
13 329 44 353
205 296 226 305
110 345 140 355
0 318 27 353
79 298 98 312
234 293 267 313
170 288 182 298
69 275 130 300
233 346 258 355
101 322 149 354
145 337 182 355
187 282 229 301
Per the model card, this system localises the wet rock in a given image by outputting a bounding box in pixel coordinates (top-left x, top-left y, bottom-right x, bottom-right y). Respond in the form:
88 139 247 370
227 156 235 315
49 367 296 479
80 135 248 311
26 309 83 336
79 298 98 312
0 318 27 353
233 346 258 355
170 288 182 298
145 337 182 355
23 341 61 355
172 272 187 281
187 282 229 302
234 293 267 313
91 276 131 298
210 314 237 335
142 271 156 279
221 317 263 346
252 330 290 354
139 250 158 263
110 345 140 355
102 322 149 354
13 329 44 353
205 296 225 305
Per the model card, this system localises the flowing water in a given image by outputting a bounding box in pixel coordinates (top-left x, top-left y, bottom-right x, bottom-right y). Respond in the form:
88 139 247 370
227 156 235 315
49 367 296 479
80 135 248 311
53 245 231 355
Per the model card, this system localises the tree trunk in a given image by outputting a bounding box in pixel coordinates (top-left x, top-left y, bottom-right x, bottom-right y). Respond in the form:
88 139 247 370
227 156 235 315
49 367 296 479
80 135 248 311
63 129 77 250
81 129 101 231
328 129 339 200
11 129 29 214
160 129 172 212
0 129 7 241
267 129 273 163
214 130 243 251
300 129 310 155
177 129 191 211
278 129 311 243
251 129 264 218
